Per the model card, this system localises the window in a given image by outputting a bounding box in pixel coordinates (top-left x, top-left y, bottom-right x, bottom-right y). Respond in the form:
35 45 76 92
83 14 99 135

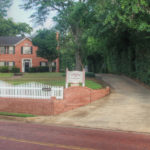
40 62 47 67
0 47 6 54
52 62 56 66
0 62 5 66
7 62 15 67
8 46 15 54
21 47 32 54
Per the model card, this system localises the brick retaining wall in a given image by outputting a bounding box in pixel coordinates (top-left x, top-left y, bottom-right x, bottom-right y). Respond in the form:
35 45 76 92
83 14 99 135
0 86 110 115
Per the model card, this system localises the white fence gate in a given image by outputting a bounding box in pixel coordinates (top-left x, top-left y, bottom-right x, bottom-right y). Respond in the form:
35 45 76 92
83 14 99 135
0 81 64 100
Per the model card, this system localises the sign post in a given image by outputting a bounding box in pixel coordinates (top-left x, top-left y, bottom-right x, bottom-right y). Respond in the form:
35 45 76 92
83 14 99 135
66 68 85 88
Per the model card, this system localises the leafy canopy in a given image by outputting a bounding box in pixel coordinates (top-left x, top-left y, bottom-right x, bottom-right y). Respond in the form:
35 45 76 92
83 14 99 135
21 0 90 70
0 17 32 36
94 0 150 32
32 29 59 63
0 0 12 17
0 0 32 36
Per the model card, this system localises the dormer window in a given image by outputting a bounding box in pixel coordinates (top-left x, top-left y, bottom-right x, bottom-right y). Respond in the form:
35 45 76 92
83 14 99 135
21 46 33 54
0 47 6 54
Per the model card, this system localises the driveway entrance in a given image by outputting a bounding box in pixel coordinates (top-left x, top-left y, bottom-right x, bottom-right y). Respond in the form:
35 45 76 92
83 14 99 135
26 74 150 133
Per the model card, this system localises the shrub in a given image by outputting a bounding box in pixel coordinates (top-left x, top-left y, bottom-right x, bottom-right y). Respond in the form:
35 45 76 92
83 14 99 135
29 66 49 73
85 72 95 77
37 66 49 72
10 67 20 73
28 67 37 73
52 66 56 72
0 66 9 73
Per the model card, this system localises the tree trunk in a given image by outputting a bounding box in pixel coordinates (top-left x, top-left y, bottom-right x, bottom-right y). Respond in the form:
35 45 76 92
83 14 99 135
48 62 52 72
75 48 82 71
73 31 83 71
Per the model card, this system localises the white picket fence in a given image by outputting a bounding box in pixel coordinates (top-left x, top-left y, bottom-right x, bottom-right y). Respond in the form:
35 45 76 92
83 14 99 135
0 81 64 100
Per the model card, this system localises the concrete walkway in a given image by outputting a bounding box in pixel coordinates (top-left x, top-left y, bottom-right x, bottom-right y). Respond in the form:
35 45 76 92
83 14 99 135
26 74 150 133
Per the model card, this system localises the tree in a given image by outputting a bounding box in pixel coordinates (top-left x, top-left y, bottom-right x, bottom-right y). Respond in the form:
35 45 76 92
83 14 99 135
0 0 12 17
87 0 150 84
32 29 59 72
0 0 32 36
21 0 90 70
0 17 32 36
93 0 150 32
22 0 150 86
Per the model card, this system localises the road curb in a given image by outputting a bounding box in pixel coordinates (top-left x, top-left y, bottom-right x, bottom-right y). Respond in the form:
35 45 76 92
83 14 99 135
0 115 26 122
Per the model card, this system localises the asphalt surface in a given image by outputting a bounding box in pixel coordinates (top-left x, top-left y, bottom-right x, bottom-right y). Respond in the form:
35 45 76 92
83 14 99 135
1 121 150 150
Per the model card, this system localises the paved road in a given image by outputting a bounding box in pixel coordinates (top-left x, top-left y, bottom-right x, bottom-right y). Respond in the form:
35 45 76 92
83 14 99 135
1 121 150 150
26 74 150 133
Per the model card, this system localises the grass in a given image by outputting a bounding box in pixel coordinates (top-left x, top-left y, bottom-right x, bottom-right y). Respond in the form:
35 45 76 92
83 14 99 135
86 80 102 89
0 73 14 78
0 72 102 89
23 72 64 78
0 112 36 117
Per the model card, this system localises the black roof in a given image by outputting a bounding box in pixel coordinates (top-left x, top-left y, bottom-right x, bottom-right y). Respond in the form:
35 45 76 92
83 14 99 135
0 36 25 46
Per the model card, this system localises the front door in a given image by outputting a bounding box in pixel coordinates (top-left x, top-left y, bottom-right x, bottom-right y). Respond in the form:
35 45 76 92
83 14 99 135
22 59 32 72
25 61 30 72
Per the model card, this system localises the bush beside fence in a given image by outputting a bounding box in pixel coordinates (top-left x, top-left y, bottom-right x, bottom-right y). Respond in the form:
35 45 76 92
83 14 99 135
0 66 20 73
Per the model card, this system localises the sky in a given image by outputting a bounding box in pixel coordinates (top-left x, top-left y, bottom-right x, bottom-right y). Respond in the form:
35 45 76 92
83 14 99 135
7 0 55 35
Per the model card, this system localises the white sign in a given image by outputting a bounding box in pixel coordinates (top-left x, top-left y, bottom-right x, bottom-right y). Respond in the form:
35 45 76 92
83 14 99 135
66 68 85 88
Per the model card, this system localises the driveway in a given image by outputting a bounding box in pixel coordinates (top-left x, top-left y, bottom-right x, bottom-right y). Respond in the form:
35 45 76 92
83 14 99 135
26 74 150 133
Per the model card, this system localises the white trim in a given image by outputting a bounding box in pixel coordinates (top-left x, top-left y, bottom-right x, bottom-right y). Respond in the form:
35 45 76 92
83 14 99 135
22 58 32 72
15 38 32 46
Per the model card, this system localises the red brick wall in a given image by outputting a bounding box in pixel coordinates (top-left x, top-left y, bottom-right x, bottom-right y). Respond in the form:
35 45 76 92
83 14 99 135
0 87 110 116
52 86 110 115
0 38 59 72
0 98 53 115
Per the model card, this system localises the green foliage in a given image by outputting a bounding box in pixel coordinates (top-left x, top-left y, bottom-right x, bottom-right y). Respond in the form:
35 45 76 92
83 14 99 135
0 73 13 78
85 80 102 89
0 112 36 117
0 66 20 73
32 29 58 72
0 66 9 73
59 46 75 72
10 67 20 73
33 29 58 61
0 17 32 36
0 0 32 36
0 72 102 89
85 72 95 78
21 0 150 86
0 0 12 17
22 0 90 70
28 67 49 73
94 0 150 32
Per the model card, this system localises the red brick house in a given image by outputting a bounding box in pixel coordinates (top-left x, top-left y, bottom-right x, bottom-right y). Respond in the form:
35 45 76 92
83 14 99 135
0 36 59 72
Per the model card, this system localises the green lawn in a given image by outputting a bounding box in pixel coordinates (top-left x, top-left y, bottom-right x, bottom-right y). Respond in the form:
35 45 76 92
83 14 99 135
0 72 102 89
23 72 64 78
0 112 36 117
0 73 14 78
86 80 102 89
